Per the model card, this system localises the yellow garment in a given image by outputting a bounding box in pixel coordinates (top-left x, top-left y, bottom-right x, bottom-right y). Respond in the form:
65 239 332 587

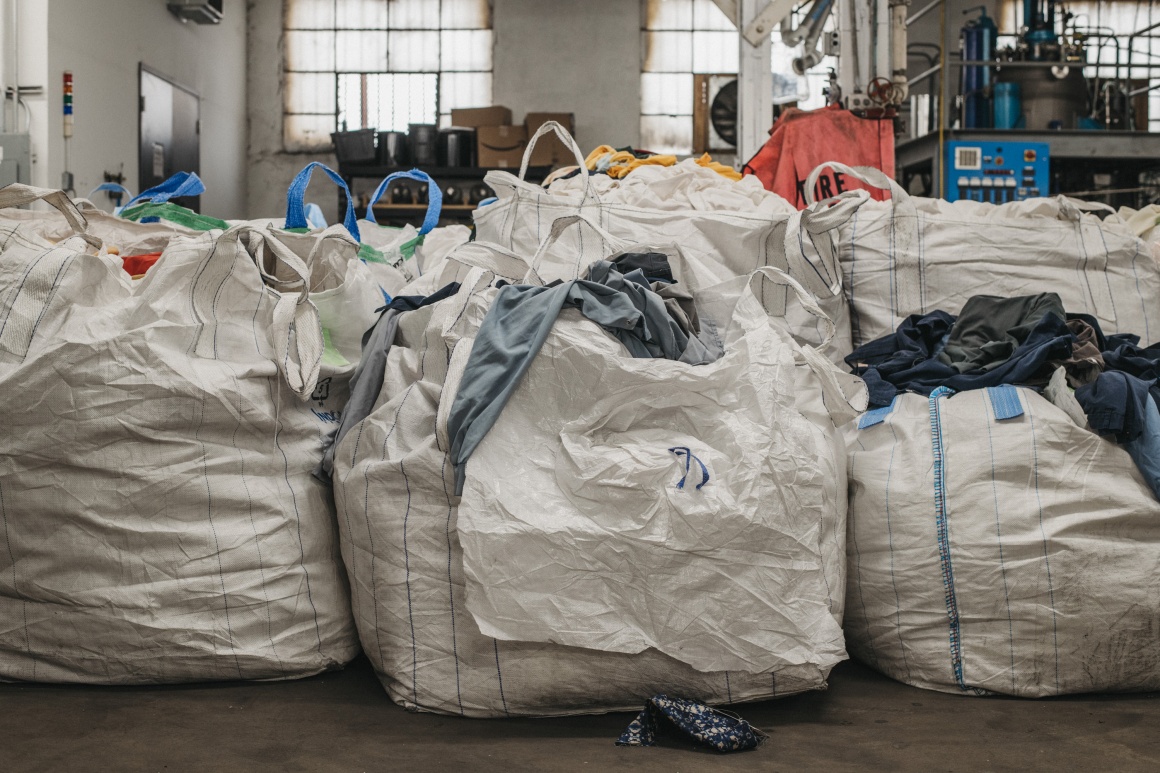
696 152 742 181
608 154 678 179
583 145 742 181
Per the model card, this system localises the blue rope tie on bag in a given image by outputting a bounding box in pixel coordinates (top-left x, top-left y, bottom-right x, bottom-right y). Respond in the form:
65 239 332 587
669 447 710 490
365 169 442 234
285 161 360 241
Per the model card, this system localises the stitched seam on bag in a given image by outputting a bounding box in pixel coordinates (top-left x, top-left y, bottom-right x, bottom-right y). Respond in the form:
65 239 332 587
440 454 465 716
230 368 285 677
1095 226 1119 327
849 209 862 345
21 253 75 361
1074 220 1098 316
848 439 879 669
0 480 35 678
0 246 67 348
273 379 326 658
885 419 913 682
984 403 1017 694
493 640 510 717
196 371 243 679
928 386 967 690
918 210 927 313
185 241 219 358
401 457 419 708
1129 240 1149 343
357 423 385 677
246 287 288 674
1027 407 1061 692
889 205 897 324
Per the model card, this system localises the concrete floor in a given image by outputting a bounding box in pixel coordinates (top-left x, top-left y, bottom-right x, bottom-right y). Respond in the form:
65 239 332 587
3 657 1158 772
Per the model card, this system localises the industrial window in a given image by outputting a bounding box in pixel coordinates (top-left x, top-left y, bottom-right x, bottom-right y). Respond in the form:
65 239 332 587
997 0 1160 131
640 0 835 155
283 0 493 152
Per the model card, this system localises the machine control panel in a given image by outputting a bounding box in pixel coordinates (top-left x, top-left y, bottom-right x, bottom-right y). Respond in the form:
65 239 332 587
945 141 1050 203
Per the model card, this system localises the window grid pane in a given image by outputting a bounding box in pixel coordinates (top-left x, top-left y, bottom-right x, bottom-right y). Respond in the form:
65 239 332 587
286 72 337 114
388 30 442 72
335 0 387 29
642 31 693 72
336 30 388 72
441 0 491 29
285 30 335 72
284 0 494 150
285 0 334 30
644 0 693 30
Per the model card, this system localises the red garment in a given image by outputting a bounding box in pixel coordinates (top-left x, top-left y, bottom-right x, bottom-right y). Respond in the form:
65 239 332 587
122 252 162 277
742 105 895 209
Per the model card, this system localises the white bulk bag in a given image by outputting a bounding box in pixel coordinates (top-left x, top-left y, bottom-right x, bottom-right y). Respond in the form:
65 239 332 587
846 385 1160 697
455 266 865 677
0 184 367 683
806 163 1160 349
331 237 859 716
472 122 868 361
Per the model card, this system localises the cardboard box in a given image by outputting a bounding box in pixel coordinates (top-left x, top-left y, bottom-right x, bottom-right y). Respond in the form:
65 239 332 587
524 112 577 167
450 106 513 129
476 124 529 169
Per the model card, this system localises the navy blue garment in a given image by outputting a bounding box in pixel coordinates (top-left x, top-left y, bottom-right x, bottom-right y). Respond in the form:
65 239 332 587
1125 396 1160 499
847 310 1076 408
1102 339 1160 408
1075 370 1157 443
616 695 766 753
372 281 462 317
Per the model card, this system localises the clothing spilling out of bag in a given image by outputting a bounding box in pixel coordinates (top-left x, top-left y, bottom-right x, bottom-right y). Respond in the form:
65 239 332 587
581 144 742 181
847 292 1160 498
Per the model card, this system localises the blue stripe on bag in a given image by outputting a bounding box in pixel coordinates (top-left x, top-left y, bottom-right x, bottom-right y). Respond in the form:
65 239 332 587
928 386 969 691
986 384 1024 421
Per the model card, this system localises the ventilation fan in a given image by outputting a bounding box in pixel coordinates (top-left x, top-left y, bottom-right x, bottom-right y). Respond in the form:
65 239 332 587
694 74 738 153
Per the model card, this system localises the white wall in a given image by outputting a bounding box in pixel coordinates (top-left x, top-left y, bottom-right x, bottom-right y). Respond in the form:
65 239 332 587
493 0 640 153
246 0 643 223
42 0 247 217
246 0 339 222
0 0 49 189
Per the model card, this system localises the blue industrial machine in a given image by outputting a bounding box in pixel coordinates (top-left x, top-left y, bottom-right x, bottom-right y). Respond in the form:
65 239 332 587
959 7 997 129
945 140 1050 203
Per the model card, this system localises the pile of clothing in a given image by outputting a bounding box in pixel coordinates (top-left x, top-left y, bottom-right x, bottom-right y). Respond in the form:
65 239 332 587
848 292 1160 498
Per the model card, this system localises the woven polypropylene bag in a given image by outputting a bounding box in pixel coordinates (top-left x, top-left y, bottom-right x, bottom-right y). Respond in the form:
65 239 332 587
846 386 1160 696
0 184 369 683
803 162 1160 350
331 238 862 716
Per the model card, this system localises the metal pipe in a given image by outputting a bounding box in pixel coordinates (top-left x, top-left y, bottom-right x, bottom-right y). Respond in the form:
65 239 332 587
792 0 835 74
1128 80 1160 96
938 0 946 197
8 0 17 133
913 62 942 83
959 59 1160 68
907 0 943 28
